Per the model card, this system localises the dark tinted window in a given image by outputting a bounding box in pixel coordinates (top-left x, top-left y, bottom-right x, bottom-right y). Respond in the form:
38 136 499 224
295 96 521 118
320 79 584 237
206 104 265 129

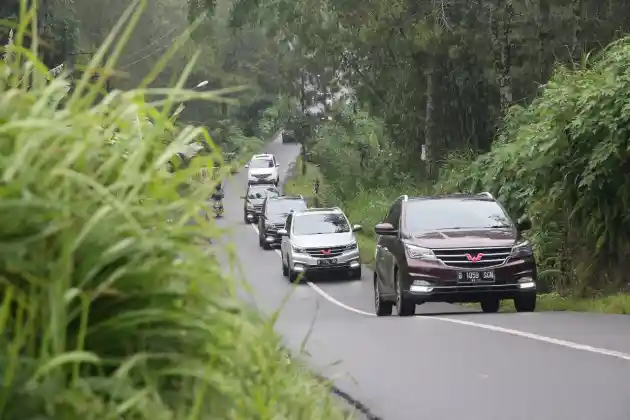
404 199 512 231
267 199 307 215
293 213 350 235
247 185 279 199
250 158 274 168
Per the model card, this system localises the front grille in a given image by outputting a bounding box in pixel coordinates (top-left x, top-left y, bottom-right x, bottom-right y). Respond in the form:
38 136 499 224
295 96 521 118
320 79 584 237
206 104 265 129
433 247 512 268
253 174 270 179
305 245 347 258
253 204 263 213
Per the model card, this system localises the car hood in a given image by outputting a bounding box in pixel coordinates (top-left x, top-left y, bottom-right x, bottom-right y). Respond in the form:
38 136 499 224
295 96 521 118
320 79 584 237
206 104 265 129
248 197 265 204
293 232 355 248
409 228 516 248
249 168 275 176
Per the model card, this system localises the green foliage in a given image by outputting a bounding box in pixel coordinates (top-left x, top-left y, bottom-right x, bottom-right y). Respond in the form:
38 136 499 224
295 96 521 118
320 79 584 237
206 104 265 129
305 36 630 297
436 38 630 294
0 4 350 419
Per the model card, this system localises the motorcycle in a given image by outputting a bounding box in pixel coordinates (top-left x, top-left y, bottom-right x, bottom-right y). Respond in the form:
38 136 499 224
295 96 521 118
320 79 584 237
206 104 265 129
213 199 224 218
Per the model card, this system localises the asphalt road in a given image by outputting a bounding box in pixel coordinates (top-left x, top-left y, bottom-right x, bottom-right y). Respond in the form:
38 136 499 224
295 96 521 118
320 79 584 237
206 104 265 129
216 134 630 420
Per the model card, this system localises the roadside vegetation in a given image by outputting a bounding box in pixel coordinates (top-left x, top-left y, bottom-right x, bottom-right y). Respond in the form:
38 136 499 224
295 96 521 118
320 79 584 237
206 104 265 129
0 2 353 419
231 0 630 314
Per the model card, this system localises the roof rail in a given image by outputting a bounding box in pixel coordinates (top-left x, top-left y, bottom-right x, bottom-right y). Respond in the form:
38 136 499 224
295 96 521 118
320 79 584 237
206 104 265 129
477 192 494 199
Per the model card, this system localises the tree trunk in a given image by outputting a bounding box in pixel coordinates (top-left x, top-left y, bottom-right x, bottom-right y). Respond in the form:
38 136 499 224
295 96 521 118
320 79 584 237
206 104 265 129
423 55 436 180
490 0 513 114
300 71 307 175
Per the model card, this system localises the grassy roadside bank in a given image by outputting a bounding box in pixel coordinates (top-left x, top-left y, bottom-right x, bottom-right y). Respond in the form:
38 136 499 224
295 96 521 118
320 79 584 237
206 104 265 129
0 6 355 418
285 160 630 314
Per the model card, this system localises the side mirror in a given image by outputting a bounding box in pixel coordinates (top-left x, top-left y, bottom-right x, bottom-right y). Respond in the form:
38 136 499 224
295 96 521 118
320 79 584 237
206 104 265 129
276 163 280 167
240 196 246 199
352 224 362 232
375 222 397 236
516 216 532 232
278 229 288 236
244 164 249 168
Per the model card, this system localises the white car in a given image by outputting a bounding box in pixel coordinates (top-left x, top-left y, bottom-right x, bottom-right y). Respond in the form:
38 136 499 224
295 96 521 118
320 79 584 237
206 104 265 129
246 153 280 185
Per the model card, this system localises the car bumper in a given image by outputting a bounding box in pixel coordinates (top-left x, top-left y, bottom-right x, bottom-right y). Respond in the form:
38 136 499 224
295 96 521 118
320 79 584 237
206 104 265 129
245 210 262 221
404 280 537 303
289 249 361 273
262 229 283 246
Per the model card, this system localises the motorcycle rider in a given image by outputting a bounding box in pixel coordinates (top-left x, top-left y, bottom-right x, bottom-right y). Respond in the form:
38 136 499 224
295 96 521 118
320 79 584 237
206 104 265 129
210 166 224 214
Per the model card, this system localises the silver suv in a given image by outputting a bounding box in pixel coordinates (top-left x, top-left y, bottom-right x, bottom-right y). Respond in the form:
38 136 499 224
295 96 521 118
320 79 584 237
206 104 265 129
279 208 363 282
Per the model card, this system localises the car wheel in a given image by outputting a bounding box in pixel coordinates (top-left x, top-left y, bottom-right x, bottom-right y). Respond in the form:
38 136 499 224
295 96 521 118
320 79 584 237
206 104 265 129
374 273 393 316
480 298 501 313
258 235 264 248
514 293 536 312
262 240 271 250
282 255 289 277
349 267 362 280
395 270 415 316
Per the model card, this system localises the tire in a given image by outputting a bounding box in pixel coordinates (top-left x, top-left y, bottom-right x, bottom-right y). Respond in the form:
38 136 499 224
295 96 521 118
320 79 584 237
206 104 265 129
349 267 362 280
374 273 393 316
258 236 265 248
395 269 415 316
480 298 501 313
282 255 289 276
514 293 536 312
262 240 271 250
244 213 250 224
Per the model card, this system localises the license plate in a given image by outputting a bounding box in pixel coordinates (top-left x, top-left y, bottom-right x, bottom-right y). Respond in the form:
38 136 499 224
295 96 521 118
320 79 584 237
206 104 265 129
457 271 495 283
317 258 338 266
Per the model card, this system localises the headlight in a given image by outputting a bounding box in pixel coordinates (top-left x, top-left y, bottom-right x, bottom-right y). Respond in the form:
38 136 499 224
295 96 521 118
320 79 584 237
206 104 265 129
404 243 437 260
345 241 357 250
292 244 306 254
510 241 533 258
246 202 254 209
264 220 272 228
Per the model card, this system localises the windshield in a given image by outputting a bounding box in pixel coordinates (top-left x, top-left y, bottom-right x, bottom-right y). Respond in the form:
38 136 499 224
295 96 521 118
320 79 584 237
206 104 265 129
267 199 306 215
293 213 350 235
404 199 512 232
247 186 279 199
250 158 274 169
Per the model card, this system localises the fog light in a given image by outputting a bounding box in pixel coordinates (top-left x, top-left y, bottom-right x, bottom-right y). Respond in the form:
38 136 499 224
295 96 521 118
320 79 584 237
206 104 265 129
349 260 360 268
293 264 305 272
517 277 535 289
410 285 433 293
247 214 253 219
266 236 274 242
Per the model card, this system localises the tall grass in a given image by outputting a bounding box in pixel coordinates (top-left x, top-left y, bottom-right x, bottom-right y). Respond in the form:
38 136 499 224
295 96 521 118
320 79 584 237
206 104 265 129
0 2 349 418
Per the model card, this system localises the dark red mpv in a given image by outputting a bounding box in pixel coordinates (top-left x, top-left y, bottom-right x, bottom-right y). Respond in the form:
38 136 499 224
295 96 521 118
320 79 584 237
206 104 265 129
372 193 537 316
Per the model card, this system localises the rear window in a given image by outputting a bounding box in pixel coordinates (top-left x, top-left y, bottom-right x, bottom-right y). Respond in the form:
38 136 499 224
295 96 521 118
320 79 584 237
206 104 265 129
404 199 512 232
250 158 274 168
293 213 350 235
267 199 307 215
247 185 279 199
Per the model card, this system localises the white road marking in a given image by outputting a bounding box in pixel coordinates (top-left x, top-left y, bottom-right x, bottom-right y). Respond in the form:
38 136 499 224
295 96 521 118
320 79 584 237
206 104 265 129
246 224 630 362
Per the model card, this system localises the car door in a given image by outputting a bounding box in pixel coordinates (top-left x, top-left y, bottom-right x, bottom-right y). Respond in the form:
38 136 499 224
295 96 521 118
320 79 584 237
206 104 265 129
259 198 268 236
379 199 402 293
375 199 401 294
281 212 293 259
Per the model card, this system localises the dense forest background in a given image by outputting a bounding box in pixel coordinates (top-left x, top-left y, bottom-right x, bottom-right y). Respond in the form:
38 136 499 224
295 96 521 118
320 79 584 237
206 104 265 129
3 0 629 295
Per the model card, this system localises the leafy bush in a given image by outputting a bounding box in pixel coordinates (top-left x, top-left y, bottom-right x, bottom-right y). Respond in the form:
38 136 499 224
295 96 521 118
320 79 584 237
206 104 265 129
436 38 630 294
0 4 349 419
304 37 630 297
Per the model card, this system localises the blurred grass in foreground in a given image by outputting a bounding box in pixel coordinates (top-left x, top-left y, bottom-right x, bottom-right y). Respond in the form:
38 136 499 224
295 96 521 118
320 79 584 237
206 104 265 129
0 1 351 419
286 160 630 315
